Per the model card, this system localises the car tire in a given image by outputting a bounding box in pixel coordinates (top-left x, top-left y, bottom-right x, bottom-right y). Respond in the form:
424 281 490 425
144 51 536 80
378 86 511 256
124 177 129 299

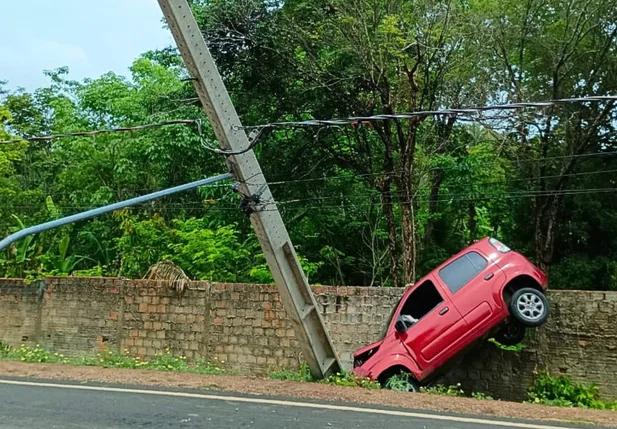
509 288 549 327
494 318 526 346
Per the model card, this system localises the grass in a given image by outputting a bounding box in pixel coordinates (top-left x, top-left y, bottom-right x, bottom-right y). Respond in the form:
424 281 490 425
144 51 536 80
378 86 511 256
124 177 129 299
319 371 380 389
270 362 314 382
420 382 495 400
0 343 226 375
269 362 380 389
4 343 614 412
488 338 525 352
527 372 617 411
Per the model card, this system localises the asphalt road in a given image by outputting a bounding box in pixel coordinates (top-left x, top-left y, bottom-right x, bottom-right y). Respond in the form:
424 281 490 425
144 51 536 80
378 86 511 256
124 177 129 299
0 379 589 429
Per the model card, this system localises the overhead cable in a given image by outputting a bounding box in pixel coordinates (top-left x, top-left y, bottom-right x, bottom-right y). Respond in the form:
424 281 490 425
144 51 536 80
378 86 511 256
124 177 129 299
232 95 617 131
0 119 200 145
2 95 615 147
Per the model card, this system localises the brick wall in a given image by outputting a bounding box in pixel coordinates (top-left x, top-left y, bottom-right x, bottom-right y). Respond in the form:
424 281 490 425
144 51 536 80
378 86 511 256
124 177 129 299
1 277 616 402
438 290 617 401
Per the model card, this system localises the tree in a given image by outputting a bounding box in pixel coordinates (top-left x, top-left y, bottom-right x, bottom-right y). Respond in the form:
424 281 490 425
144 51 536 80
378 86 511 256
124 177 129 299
471 0 617 273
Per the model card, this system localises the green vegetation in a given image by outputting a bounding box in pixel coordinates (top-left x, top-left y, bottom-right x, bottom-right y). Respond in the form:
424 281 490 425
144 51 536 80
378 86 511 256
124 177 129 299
0 343 68 364
385 371 417 392
488 338 525 352
269 362 314 382
419 382 494 400
527 373 617 410
3 345 616 411
320 371 381 389
471 392 495 401
420 383 467 397
0 344 225 375
269 364 379 389
383 373 495 399
1 0 616 289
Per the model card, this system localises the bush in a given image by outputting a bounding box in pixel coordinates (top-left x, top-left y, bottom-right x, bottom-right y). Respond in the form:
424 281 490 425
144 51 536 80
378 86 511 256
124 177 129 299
0 342 10 358
472 392 494 400
320 371 380 389
189 357 226 375
96 349 148 369
269 364 379 389
9 344 68 363
420 383 466 397
385 372 417 392
527 373 617 410
148 349 189 371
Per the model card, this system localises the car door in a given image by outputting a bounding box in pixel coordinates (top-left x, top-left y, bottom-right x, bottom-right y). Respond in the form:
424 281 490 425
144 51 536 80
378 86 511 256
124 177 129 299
437 250 506 330
397 274 468 369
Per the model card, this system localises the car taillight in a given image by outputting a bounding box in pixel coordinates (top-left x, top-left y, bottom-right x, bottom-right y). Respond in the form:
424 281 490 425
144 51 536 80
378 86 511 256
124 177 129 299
489 237 511 253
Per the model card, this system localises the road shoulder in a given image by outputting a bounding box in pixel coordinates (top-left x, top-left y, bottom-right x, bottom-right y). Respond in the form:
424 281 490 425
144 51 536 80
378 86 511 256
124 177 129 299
0 361 614 427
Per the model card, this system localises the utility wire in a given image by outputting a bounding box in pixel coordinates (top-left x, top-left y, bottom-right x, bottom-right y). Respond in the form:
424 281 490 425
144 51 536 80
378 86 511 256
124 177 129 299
16 166 617 208
245 164 617 189
259 187 617 211
233 96 617 130
258 186 617 207
2 95 615 146
0 119 200 145
9 186 616 214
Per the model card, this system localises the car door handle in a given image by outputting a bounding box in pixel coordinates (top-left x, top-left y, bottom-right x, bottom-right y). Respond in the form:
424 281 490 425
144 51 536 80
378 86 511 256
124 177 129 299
439 307 449 315
484 273 494 280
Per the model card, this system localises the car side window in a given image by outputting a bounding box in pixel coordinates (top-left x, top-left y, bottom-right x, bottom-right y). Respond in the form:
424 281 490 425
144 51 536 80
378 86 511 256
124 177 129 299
438 251 488 294
399 280 444 321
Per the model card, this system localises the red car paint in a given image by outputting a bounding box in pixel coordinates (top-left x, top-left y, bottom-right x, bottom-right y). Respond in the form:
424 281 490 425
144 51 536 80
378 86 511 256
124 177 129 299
351 237 548 385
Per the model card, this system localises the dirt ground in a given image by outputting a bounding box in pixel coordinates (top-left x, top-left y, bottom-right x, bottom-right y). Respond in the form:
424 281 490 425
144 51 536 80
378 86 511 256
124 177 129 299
0 361 615 427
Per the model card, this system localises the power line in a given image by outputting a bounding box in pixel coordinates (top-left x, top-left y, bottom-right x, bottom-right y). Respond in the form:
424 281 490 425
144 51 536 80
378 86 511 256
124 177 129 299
233 96 617 131
260 186 617 207
0 119 200 145
7 186 615 215
261 187 617 211
2 95 615 147
11 166 617 210
243 165 617 189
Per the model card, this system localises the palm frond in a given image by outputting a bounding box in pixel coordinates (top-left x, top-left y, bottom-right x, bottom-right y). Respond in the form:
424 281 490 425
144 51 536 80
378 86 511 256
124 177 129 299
144 260 190 294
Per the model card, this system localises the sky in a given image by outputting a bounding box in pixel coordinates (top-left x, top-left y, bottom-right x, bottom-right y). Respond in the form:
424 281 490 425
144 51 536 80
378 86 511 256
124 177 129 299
0 0 174 92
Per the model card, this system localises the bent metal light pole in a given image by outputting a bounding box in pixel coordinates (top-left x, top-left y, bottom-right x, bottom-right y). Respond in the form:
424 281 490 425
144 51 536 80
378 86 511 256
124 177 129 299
0 173 233 253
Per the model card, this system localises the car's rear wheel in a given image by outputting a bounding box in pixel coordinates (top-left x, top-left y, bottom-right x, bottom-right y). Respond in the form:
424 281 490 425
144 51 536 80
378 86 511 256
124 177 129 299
494 318 526 346
510 287 549 327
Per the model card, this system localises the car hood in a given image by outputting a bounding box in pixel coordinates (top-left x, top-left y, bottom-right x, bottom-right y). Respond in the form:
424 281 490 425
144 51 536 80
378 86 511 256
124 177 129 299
353 339 384 357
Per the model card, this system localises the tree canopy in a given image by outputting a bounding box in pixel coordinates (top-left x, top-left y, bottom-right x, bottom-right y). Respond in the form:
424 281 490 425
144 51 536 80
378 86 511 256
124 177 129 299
1 0 616 290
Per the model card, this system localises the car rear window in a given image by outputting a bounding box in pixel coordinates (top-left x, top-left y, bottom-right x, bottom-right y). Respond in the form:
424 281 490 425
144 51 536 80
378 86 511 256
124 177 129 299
438 251 488 294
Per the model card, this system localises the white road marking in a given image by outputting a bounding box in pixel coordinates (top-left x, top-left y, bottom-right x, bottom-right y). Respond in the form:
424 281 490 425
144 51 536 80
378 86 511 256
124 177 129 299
0 379 575 429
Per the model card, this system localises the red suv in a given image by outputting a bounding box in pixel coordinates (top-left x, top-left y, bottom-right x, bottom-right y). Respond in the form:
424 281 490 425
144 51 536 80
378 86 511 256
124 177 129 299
352 237 548 389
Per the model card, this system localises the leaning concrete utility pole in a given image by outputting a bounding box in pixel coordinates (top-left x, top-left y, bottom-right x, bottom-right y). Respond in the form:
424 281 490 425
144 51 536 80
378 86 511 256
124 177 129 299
156 0 341 378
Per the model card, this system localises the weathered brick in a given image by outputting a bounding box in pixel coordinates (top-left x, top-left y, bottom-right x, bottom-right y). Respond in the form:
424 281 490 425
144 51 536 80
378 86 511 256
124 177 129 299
3 279 617 402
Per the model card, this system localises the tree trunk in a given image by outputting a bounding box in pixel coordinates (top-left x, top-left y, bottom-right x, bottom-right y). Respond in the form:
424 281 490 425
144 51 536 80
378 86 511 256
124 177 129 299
379 178 400 287
400 200 416 285
423 116 455 245
398 169 417 285
424 169 443 244
468 201 477 244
